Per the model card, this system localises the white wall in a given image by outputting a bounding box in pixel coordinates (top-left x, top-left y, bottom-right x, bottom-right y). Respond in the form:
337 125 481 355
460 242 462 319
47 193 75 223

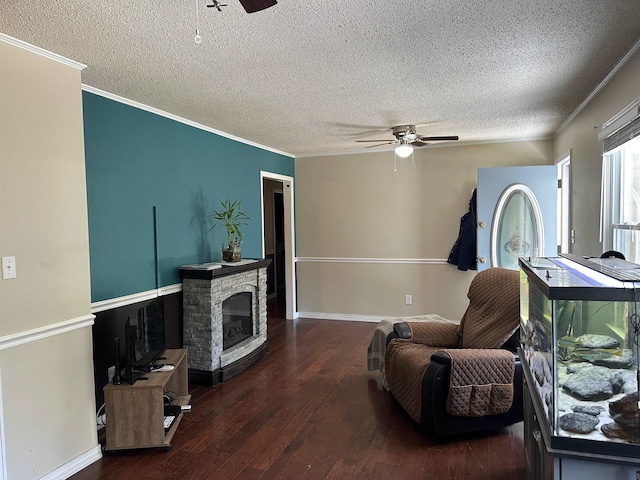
0 37 100 479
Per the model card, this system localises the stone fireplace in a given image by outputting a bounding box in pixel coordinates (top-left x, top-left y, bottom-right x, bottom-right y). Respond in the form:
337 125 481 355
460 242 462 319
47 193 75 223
181 258 270 385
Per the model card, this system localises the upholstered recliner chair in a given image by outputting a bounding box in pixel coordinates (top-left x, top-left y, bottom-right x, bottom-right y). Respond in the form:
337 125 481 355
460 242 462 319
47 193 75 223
384 267 523 437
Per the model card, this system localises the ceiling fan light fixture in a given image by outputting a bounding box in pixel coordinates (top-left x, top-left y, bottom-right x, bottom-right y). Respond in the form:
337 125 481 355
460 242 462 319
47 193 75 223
395 144 413 158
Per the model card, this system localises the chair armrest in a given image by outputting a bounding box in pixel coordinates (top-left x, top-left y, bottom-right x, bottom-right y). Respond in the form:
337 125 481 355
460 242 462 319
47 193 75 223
397 321 460 347
392 322 412 339
432 348 517 361
431 348 516 383
430 348 520 369
430 350 453 366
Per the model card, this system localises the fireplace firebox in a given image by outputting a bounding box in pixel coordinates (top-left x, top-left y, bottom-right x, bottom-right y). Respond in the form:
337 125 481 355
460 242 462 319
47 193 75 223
223 292 253 350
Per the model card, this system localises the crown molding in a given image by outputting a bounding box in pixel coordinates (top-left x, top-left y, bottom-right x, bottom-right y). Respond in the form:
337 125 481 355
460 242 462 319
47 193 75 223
0 33 86 70
556 37 640 136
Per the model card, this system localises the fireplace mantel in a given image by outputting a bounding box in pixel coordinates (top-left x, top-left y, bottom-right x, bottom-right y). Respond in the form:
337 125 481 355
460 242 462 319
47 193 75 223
181 258 271 386
180 258 271 280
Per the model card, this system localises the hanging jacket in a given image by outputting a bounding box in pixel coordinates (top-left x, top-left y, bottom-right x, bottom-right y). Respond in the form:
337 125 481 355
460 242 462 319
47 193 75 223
447 188 477 271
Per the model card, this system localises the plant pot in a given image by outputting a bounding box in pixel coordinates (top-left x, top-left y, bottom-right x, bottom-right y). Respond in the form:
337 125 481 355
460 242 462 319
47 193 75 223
221 243 242 262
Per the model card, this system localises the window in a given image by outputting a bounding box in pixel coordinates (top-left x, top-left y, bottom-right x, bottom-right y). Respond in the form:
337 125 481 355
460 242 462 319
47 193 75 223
600 101 640 261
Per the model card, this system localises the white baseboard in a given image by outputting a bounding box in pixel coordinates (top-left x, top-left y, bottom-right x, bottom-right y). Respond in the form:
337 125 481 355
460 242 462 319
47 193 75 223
40 444 102 480
296 312 387 323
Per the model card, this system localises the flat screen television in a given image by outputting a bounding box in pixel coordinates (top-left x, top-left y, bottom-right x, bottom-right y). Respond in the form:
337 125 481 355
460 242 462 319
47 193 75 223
122 299 166 384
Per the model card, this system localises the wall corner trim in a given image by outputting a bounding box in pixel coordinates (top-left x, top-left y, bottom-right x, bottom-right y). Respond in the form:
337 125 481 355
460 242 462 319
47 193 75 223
0 315 96 351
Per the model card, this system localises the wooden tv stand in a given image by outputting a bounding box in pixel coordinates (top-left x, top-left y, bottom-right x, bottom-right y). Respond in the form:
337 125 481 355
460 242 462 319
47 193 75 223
103 348 190 452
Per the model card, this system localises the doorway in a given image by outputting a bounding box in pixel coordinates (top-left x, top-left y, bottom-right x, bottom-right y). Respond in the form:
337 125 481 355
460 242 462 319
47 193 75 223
260 172 296 319
477 165 559 270
263 184 284 302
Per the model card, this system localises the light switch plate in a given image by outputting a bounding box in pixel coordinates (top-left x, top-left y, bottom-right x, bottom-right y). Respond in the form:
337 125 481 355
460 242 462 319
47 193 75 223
2 256 16 279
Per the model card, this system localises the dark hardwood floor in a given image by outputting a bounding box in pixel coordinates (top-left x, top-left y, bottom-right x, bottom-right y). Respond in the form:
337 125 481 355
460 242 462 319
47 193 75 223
72 299 526 479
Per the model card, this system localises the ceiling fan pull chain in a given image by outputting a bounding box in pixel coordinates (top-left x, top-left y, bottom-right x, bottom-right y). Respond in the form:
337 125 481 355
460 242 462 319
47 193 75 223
194 0 202 44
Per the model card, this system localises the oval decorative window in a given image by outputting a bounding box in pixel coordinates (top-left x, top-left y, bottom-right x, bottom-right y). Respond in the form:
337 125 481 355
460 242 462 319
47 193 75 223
491 184 544 270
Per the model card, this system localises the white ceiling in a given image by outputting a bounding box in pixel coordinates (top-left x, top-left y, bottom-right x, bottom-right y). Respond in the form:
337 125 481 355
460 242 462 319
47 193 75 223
2 1 640 157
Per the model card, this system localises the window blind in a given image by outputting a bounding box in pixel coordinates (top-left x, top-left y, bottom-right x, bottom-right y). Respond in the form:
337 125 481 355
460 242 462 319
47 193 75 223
603 115 640 153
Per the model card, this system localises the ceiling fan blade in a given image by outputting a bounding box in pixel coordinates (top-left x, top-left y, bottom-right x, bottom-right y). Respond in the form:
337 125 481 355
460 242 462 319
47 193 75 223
411 141 428 147
363 142 394 148
238 0 277 13
417 135 459 142
330 122 394 137
356 139 394 143
330 122 392 131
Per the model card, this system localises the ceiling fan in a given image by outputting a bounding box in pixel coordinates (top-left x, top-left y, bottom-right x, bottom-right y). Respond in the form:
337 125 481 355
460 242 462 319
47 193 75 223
207 0 277 13
357 125 459 157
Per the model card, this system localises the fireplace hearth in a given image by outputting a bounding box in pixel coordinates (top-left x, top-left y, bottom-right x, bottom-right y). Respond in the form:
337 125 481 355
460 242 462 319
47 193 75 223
181 259 271 385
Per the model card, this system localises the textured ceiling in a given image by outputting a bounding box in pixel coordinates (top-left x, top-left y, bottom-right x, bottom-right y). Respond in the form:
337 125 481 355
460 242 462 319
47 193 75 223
2 1 640 157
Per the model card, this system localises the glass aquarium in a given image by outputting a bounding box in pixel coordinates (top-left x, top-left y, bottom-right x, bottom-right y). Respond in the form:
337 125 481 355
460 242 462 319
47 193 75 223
519 254 640 458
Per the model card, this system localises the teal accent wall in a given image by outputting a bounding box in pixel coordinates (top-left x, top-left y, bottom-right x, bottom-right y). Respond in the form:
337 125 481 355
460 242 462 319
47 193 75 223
83 91 294 302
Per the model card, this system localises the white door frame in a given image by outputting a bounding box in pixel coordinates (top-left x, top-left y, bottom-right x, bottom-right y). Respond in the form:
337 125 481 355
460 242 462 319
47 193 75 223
556 150 571 253
260 171 297 319
0 368 6 480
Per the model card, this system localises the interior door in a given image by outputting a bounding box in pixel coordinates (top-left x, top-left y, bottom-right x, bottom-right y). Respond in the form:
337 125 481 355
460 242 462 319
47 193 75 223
477 166 558 271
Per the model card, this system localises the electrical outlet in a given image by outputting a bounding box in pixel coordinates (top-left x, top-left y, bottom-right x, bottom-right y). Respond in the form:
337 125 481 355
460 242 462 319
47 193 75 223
108 366 115 383
405 294 412 305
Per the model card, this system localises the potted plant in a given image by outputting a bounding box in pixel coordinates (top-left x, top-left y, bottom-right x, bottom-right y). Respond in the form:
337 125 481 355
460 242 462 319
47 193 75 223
209 199 250 262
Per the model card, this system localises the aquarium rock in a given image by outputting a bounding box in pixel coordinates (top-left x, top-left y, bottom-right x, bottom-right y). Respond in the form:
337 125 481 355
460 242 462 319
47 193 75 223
575 334 620 349
559 412 600 433
601 422 637 441
571 405 604 416
593 349 633 369
562 366 613 401
609 391 639 415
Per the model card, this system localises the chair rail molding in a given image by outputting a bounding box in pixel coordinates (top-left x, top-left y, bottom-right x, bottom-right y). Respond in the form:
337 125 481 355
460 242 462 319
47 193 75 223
296 257 448 264
0 315 95 351
91 284 182 313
